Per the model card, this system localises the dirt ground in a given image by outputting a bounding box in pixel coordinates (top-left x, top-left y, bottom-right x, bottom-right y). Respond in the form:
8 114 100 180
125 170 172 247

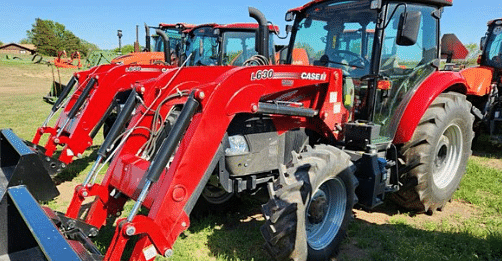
0 59 73 97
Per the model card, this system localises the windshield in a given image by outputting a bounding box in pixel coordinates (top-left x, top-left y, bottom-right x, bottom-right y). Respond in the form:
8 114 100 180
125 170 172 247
184 27 219 66
185 27 276 66
153 28 183 53
483 22 502 69
291 1 377 78
221 31 275 66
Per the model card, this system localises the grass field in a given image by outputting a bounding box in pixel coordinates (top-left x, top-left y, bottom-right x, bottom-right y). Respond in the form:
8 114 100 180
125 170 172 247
0 58 501 260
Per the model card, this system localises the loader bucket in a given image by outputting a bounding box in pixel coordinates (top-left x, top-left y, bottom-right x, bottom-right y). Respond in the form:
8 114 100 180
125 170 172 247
0 186 98 260
0 129 59 202
43 81 66 105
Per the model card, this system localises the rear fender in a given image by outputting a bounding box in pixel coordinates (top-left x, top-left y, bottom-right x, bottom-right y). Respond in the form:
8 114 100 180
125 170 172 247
393 71 468 144
460 66 494 96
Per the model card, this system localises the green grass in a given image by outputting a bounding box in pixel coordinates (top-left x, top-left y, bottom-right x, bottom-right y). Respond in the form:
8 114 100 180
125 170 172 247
341 140 502 261
1 62 501 260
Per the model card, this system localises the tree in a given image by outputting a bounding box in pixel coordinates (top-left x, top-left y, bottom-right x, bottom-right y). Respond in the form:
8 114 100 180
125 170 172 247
112 44 140 54
465 43 479 54
27 18 98 57
19 38 31 44
0 40 3 46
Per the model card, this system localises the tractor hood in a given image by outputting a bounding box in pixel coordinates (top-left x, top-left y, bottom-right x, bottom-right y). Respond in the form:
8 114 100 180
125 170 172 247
111 52 167 66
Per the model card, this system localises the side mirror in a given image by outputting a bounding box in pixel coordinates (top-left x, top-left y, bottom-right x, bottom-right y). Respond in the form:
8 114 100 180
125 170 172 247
285 11 295 22
396 11 421 46
480 36 486 51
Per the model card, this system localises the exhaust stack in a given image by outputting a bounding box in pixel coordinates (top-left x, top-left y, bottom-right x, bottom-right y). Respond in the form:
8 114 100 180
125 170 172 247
249 7 270 59
156 29 171 65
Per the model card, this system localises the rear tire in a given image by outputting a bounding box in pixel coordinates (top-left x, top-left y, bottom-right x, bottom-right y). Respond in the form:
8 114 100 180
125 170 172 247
261 145 357 261
392 92 474 212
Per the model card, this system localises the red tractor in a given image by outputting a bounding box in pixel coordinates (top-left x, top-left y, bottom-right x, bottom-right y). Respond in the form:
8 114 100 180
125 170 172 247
460 18 502 143
1 1 476 260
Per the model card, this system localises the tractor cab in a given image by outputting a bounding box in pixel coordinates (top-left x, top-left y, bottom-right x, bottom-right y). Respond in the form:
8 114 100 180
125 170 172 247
111 23 193 65
151 23 194 57
480 18 502 70
183 23 278 66
286 0 450 144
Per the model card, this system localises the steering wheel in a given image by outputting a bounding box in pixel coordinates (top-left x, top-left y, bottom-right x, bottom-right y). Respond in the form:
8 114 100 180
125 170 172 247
332 50 368 68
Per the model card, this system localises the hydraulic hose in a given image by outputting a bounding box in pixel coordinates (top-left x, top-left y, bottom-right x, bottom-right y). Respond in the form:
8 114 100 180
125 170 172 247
127 92 199 222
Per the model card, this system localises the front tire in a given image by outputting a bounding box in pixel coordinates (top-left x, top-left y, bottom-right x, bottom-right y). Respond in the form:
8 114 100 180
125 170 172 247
393 92 474 212
261 145 357 260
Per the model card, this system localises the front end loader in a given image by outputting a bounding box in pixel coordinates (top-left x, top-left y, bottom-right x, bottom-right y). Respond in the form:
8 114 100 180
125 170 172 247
1 1 476 260
30 22 280 166
0 20 281 205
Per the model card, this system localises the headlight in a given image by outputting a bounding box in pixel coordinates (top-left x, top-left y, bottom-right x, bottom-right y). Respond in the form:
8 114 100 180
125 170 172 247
225 135 249 156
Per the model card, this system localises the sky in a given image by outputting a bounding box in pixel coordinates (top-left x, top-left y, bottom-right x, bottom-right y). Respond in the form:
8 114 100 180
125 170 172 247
1 0 501 50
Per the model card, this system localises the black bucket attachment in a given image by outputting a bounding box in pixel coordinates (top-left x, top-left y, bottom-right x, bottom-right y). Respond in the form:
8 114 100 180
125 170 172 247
0 186 101 260
43 81 66 105
0 129 59 202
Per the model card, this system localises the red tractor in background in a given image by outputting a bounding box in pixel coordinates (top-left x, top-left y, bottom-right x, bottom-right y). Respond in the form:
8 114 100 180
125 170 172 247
1 1 479 260
111 23 194 66
460 18 502 143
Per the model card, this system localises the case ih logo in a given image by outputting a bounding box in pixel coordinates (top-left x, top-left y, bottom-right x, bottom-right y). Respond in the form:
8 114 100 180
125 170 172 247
301 72 327 81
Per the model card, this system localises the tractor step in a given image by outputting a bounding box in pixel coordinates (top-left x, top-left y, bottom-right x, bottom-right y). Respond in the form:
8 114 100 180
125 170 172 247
0 129 59 202
0 186 102 261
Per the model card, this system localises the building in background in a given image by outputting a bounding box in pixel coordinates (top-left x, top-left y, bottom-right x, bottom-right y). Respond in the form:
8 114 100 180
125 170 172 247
0 43 37 55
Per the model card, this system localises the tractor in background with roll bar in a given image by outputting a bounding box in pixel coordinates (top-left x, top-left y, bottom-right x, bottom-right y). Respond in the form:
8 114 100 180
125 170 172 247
1 0 478 260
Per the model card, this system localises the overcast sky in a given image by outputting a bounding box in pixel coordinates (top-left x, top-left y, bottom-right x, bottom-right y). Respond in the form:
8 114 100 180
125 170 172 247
1 0 501 50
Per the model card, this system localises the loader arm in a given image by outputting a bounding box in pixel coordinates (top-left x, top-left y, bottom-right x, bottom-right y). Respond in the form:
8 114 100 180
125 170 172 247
33 64 173 164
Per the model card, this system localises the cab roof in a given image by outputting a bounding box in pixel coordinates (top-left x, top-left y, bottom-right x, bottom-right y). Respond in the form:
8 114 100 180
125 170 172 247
288 0 452 13
158 23 196 30
488 18 502 26
187 23 279 34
